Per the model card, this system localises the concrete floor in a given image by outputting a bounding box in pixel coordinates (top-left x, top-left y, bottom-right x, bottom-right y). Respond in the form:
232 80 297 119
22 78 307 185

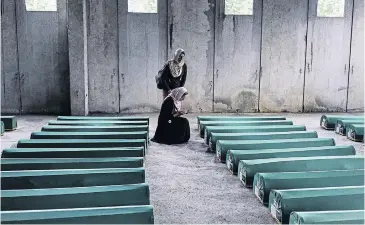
1 113 364 224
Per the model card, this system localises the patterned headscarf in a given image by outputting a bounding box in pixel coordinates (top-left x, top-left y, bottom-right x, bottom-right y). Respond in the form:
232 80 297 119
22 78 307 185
167 87 188 113
169 48 185 78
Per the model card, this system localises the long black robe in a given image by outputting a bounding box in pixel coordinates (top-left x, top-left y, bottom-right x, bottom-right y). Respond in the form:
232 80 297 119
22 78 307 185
152 97 190 145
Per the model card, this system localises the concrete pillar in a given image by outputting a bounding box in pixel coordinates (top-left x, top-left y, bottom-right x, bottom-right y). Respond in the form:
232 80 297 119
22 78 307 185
68 0 89 115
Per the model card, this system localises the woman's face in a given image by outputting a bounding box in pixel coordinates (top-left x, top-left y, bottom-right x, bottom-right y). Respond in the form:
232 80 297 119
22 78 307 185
180 93 187 101
177 52 185 63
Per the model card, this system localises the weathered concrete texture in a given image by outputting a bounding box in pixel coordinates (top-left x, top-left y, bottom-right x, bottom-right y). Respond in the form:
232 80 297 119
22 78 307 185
168 0 215 112
259 0 308 112
304 0 353 112
119 13 160 113
87 0 119 113
68 0 89 116
347 0 364 111
15 0 69 114
158 0 168 70
1 0 21 114
214 0 262 113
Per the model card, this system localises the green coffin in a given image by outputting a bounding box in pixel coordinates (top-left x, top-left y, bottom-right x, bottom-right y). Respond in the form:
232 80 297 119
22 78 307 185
238 155 364 187
30 131 148 141
347 124 365 142
42 125 148 133
227 145 355 174
204 125 306 145
320 115 363 130
335 119 364 136
58 115 149 121
1 205 154 224
289 210 365 225
0 116 17 131
253 169 364 205
268 186 365 224
1 121 4 136
16 139 147 151
2 183 150 211
1 157 144 171
1 168 145 190
2 147 144 158
199 120 293 138
210 131 317 152
48 120 148 126
217 138 335 162
197 115 286 125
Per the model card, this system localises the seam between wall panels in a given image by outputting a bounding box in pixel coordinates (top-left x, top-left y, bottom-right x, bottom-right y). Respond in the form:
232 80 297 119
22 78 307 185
345 0 355 112
257 0 263 112
14 0 22 114
302 0 310 113
117 0 121 113
212 0 216 112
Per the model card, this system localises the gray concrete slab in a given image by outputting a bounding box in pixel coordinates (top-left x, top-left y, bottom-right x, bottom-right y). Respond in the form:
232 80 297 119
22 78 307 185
259 0 308 112
168 0 215 112
347 0 364 112
68 0 89 116
15 0 69 114
304 0 353 112
1 0 21 114
87 0 119 113
213 0 262 113
1 113 363 224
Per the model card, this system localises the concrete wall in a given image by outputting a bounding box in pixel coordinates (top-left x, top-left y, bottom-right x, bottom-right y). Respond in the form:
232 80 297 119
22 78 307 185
2 0 363 114
347 0 364 111
213 0 262 113
304 0 353 112
119 0 161 113
87 0 119 113
1 0 69 114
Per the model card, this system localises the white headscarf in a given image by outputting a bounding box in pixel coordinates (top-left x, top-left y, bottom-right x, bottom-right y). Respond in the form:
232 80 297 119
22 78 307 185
169 48 185 78
167 87 188 113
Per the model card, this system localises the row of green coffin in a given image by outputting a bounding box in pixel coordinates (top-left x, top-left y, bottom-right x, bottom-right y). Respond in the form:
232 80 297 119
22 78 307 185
226 145 356 174
289 210 364 225
209 131 317 152
2 205 154 224
204 125 307 145
2 147 144 158
216 138 335 162
252 169 364 205
269 186 364 224
199 120 291 138
1 157 144 171
335 119 364 135
0 116 17 130
347 124 365 142
237 155 364 188
320 115 363 130
196 115 286 125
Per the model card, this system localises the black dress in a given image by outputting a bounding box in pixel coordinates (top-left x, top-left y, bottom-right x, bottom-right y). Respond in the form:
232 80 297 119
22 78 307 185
152 97 190 145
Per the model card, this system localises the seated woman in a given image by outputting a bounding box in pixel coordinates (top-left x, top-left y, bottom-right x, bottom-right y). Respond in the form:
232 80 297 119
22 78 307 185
151 87 190 145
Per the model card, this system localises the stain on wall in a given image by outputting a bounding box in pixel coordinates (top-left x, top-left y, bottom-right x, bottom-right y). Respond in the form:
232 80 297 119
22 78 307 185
259 0 308 112
304 0 353 112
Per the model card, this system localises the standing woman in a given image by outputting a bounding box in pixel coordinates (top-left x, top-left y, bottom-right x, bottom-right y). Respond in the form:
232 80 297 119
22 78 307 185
159 48 187 99
151 87 190 145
